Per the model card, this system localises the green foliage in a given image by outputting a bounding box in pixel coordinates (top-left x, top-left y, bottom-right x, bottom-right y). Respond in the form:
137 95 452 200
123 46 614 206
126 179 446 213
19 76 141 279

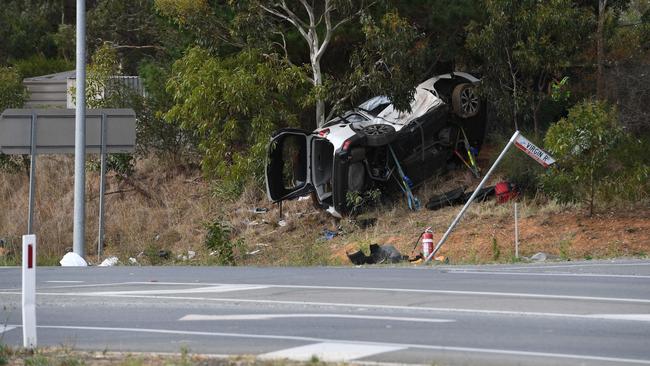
78 44 137 176
12 55 73 79
389 0 485 67
558 237 573 260
0 67 27 110
340 11 426 113
135 61 198 161
491 237 501 261
165 48 309 191
86 153 135 177
24 354 49 366
143 243 168 265
542 100 633 215
0 0 63 64
0 344 9 366
346 189 382 216
52 24 76 61
89 0 185 73
466 0 592 133
550 77 571 103
0 67 29 174
204 220 241 266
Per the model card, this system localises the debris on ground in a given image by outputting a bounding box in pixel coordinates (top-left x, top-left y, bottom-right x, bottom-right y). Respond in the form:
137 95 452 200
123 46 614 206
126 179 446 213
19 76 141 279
495 181 518 203
530 252 547 261
425 182 518 211
98 256 119 267
60 252 88 267
425 187 466 210
176 250 196 261
128 257 139 265
356 216 378 229
252 207 269 214
346 244 405 265
407 254 449 264
278 220 287 227
158 250 170 259
323 229 338 240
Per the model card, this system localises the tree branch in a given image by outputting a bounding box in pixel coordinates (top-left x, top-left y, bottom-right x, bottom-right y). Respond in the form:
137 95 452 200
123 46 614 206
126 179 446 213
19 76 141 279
260 4 309 42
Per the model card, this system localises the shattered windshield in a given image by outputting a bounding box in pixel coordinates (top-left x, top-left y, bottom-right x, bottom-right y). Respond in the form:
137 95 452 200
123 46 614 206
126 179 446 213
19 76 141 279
358 96 391 115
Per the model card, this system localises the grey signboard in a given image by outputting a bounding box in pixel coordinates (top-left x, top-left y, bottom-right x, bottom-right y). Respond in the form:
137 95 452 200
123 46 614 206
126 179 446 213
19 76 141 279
0 109 136 154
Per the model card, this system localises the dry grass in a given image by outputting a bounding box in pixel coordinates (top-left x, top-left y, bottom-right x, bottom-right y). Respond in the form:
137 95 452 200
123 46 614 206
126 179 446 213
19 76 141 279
0 155 648 267
0 155 218 265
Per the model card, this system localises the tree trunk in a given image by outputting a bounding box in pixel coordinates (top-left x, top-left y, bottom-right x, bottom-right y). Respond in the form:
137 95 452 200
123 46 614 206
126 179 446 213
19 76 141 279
589 165 595 217
312 59 325 128
597 0 607 100
532 104 538 136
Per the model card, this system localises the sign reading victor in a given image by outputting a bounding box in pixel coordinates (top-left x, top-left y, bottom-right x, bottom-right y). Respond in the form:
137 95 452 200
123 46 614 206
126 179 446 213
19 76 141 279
514 133 556 167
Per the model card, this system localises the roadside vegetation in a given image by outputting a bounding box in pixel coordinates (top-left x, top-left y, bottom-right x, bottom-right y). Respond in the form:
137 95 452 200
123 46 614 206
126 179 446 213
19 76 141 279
0 344 337 366
0 0 648 267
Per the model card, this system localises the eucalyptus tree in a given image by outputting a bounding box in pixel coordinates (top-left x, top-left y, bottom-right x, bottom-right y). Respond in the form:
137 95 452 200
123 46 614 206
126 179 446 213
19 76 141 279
467 0 592 134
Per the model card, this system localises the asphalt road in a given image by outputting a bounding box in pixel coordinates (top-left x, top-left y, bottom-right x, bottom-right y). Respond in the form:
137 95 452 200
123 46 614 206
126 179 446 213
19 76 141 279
1 260 650 365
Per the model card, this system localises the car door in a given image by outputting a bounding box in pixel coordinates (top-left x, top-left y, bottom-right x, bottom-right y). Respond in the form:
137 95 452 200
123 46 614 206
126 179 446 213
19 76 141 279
265 128 314 202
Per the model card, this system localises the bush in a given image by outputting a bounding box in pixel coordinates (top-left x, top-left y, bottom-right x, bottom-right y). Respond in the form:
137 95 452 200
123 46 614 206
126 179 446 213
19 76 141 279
0 66 27 110
12 55 73 78
0 67 29 174
542 100 638 215
135 61 198 163
204 220 241 266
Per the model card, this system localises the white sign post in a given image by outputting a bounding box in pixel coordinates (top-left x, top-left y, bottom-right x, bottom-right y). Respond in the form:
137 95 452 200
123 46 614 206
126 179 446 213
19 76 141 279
22 234 37 348
424 131 556 263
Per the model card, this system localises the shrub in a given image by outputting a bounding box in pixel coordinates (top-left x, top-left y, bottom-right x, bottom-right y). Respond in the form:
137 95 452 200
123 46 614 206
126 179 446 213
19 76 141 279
542 100 636 215
12 55 73 78
0 66 27 110
204 220 241 266
345 189 382 216
0 67 29 174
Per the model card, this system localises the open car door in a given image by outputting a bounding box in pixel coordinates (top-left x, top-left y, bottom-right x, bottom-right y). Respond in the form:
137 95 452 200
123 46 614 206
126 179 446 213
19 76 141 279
265 128 314 202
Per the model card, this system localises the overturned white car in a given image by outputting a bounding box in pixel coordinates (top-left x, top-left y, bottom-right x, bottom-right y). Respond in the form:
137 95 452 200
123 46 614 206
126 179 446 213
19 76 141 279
266 72 486 217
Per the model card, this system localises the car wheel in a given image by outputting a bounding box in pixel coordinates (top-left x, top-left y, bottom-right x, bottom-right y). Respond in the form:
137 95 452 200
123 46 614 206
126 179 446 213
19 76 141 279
452 83 480 118
362 124 397 147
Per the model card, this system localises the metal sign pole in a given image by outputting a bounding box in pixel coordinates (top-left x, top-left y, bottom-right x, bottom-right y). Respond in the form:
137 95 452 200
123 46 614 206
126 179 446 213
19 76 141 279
515 201 519 258
424 130 521 263
27 113 37 235
73 0 87 257
98 113 107 259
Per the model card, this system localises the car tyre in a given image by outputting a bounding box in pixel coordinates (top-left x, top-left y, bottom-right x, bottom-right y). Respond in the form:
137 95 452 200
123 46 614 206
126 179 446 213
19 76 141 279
452 83 480 118
362 124 397 146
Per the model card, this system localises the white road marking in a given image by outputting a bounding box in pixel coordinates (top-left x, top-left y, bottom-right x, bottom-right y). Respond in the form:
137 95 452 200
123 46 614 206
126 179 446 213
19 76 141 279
9 324 650 364
589 314 650 321
258 342 405 362
446 270 650 279
179 313 454 323
9 291 650 321
75 282 650 304
45 281 85 283
0 325 16 334
491 262 650 270
84 284 268 296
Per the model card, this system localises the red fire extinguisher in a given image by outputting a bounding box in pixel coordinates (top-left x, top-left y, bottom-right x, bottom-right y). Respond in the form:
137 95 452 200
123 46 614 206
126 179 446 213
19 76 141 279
422 227 434 258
